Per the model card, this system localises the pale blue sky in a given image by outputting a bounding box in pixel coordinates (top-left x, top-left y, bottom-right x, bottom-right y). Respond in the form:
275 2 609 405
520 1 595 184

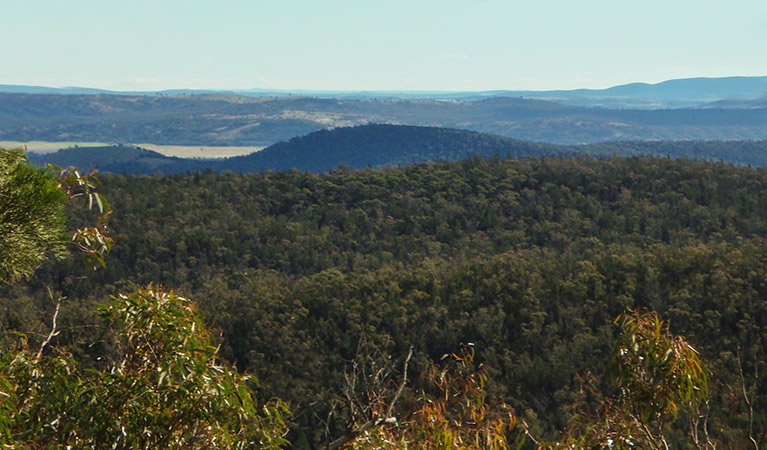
2 0 766 91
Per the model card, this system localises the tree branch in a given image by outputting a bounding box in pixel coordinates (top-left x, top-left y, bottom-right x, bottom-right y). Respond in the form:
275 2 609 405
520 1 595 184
324 346 413 450
737 346 759 450
35 287 63 362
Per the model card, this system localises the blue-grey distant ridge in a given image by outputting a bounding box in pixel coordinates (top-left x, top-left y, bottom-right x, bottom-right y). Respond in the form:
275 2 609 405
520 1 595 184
2 76 767 109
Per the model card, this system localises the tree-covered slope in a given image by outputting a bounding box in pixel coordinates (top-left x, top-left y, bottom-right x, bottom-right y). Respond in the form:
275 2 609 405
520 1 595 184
4 156 767 448
27 124 767 175
26 145 204 173
214 124 568 172
26 125 567 174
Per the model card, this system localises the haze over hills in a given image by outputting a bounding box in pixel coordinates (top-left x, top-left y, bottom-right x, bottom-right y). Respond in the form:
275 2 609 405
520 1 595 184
503 76 767 108
3 76 767 108
4 87 767 147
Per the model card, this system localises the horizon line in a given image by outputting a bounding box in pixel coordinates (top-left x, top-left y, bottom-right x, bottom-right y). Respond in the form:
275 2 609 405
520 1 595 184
3 75 767 96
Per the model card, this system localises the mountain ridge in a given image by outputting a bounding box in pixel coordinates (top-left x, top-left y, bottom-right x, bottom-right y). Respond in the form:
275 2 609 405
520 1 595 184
3 76 767 108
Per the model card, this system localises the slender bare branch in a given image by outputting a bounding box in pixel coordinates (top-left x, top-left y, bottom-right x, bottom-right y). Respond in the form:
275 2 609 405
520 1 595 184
324 346 413 450
36 287 63 362
737 346 759 450
381 346 412 423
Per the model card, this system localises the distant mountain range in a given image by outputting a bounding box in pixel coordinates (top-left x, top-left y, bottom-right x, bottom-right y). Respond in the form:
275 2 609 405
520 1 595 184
497 76 767 108
4 85 767 147
3 76 767 109
26 124 767 175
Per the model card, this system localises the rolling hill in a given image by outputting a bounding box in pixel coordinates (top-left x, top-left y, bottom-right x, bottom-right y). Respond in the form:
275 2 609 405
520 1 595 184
26 145 216 174
212 124 570 172
23 124 767 175
25 125 569 174
3 84 767 147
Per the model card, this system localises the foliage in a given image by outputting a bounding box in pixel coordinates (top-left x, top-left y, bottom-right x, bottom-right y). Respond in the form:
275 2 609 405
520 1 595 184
610 311 707 437
0 285 290 449
350 345 520 450
0 148 67 285
544 310 709 450
54 164 113 268
0 149 113 285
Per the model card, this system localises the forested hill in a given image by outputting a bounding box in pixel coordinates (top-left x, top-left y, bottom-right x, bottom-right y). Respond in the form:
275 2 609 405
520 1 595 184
5 155 767 448
27 124 767 174
212 124 568 172
27 125 567 174
27 145 199 173
225 126 767 171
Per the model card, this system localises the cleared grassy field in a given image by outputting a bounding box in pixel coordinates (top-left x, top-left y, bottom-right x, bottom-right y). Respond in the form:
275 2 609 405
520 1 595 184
132 143 264 158
0 141 263 158
0 141 111 153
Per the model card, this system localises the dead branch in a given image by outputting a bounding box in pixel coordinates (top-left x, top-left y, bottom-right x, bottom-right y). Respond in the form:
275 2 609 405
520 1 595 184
35 287 63 362
324 346 413 450
737 346 759 450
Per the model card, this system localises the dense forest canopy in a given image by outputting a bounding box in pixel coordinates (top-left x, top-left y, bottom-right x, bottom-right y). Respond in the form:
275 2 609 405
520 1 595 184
3 154 767 448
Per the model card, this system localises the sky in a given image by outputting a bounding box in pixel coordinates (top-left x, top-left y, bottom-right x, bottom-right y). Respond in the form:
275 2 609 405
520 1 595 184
2 0 767 92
